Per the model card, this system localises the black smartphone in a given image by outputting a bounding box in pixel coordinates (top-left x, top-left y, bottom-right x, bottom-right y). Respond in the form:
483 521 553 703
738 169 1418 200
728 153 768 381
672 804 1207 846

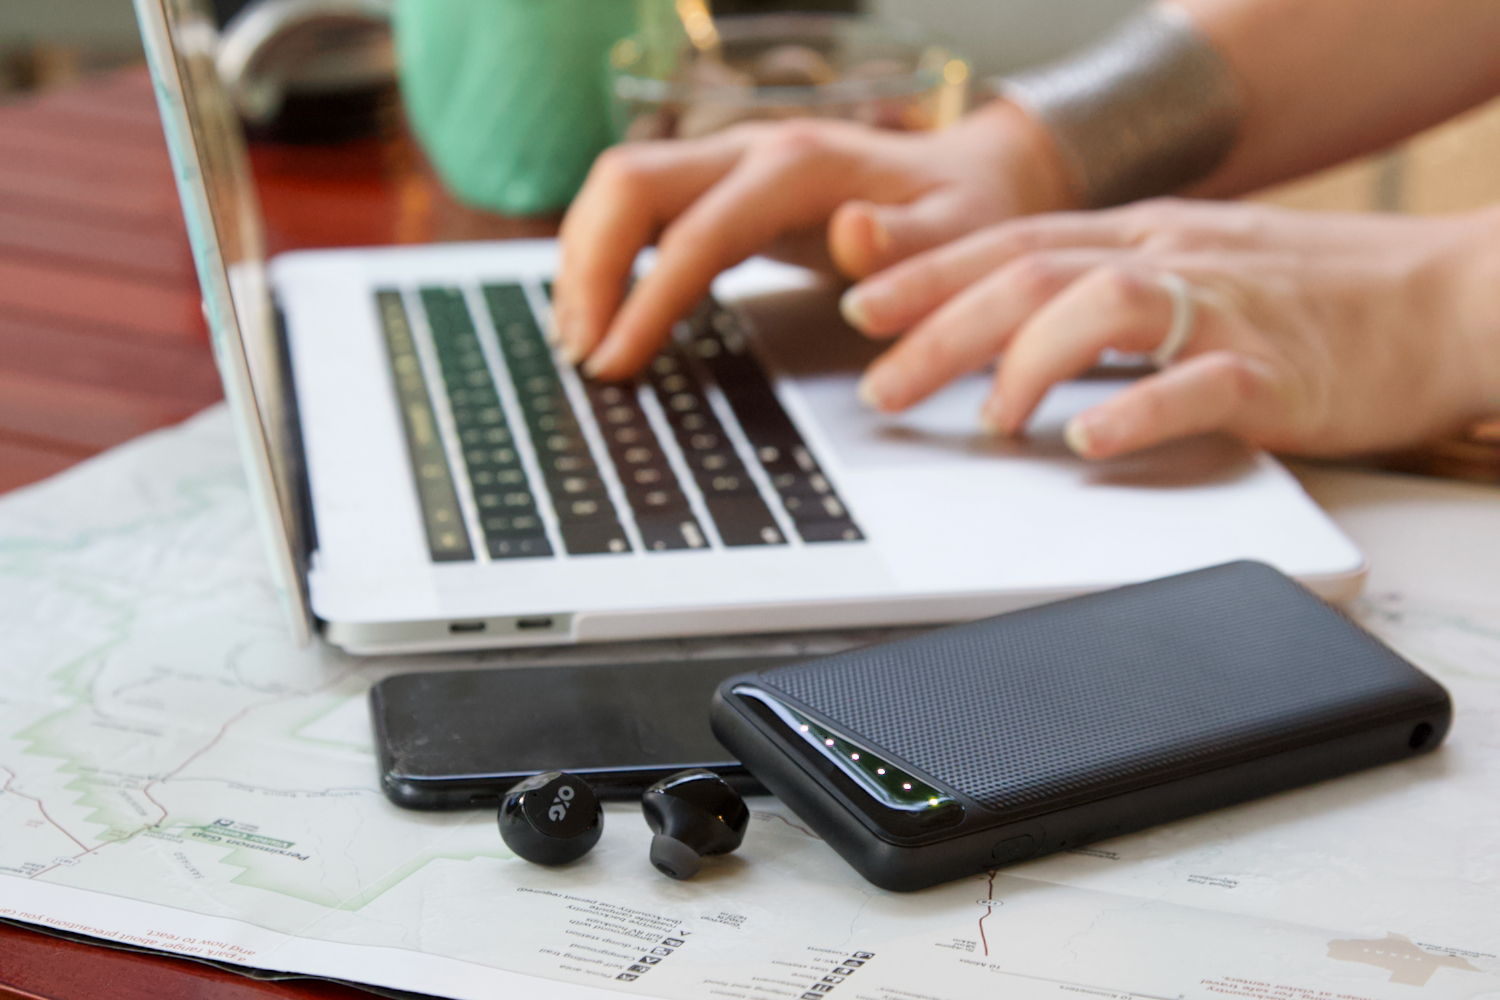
371 656 797 809
712 562 1453 891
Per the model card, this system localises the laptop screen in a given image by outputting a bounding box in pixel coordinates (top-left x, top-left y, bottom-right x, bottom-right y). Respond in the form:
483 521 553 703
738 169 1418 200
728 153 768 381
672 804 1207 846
133 0 314 644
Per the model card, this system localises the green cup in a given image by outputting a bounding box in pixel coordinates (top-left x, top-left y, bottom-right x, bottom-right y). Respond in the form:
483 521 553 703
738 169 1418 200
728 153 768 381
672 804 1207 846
393 0 637 216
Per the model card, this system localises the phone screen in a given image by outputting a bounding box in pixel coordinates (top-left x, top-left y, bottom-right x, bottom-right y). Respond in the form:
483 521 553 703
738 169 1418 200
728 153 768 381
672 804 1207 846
371 656 798 809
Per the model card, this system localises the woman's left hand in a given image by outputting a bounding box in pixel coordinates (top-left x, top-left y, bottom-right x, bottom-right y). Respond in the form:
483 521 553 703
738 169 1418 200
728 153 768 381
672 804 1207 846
840 199 1500 459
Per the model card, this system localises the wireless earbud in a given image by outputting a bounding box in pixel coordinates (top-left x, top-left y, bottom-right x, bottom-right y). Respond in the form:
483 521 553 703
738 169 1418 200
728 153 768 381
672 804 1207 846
641 769 749 880
498 771 603 866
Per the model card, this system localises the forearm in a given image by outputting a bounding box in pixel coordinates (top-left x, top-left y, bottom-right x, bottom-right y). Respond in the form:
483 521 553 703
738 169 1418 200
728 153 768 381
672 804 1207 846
1184 0 1500 197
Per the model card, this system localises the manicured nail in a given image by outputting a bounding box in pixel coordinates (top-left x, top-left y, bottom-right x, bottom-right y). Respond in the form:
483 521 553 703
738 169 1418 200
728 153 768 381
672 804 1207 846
856 372 887 411
842 282 899 333
543 309 563 346
839 287 872 331
1064 416 1094 457
563 336 588 367
977 409 1002 437
581 349 608 378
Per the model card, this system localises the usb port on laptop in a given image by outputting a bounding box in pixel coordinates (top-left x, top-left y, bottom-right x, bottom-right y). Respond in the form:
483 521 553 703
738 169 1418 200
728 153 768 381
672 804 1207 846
448 621 487 634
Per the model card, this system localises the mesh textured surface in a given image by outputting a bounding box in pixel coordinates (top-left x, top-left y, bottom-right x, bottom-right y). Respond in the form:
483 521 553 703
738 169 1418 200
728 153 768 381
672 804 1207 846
759 563 1440 813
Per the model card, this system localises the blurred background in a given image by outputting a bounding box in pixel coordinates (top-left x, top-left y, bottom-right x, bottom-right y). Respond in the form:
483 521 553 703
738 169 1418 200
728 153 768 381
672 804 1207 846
3 0 1497 213
0 0 1152 90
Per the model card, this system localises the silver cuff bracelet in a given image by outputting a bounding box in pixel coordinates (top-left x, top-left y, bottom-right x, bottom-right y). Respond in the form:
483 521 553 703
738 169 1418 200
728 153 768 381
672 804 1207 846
997 4 1245 208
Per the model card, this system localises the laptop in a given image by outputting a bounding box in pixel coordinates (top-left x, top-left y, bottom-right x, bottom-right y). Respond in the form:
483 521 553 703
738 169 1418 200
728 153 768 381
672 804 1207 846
135 0 1365 655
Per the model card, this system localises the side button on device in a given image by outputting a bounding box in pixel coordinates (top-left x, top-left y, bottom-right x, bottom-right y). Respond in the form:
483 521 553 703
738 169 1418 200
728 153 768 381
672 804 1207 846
991 834 1039 865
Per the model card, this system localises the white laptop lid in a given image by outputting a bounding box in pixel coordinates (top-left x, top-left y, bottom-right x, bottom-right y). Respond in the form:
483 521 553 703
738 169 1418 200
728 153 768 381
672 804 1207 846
133 0 314 644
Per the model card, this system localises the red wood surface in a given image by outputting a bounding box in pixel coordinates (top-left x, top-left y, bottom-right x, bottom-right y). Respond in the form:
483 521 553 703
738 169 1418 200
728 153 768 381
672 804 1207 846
0 920 381 1000
0 69 217 494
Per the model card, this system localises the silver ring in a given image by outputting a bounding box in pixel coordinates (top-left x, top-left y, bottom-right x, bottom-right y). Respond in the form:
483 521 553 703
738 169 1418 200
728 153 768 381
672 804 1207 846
1151 271 1197 367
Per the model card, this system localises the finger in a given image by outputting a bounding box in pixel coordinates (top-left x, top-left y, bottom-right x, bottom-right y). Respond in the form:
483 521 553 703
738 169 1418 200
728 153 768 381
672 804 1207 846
1063 351 1277 459
554 131 756 362
583 137 887 379
840 211 1149 338
827 188 981 280
856 249 1116 413
986 266 1205 435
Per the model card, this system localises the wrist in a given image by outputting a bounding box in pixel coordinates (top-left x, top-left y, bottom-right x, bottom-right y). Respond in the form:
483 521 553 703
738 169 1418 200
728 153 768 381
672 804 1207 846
955 97 1080 216
993 4 1245 208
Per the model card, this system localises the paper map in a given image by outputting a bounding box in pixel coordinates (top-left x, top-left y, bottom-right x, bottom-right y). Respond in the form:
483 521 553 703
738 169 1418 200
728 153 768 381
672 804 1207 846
1 408 1498 1000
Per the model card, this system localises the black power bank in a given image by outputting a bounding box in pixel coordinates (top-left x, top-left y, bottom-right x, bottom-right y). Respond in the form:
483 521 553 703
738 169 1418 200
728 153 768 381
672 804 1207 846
710 562 1451 891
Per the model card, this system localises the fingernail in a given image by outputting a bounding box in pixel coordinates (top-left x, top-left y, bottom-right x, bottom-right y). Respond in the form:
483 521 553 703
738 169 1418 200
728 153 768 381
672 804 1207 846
840 287 872 331
856 372 887 411
581 348 609 379
1064 416 1094 457
562 336 587 367
842 282 898 333
866 211 893 253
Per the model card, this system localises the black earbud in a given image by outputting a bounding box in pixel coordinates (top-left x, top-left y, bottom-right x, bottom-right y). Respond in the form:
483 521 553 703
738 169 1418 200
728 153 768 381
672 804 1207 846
498 771 603 866
641 769 749 880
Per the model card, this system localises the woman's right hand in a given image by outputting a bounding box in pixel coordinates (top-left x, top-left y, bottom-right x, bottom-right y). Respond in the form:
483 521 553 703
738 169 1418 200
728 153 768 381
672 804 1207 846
552 99 1074 381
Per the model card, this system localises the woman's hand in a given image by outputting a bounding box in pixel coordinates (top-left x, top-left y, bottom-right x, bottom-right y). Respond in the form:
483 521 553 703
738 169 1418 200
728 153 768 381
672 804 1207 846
552 100 1073 380
842 200 1500 459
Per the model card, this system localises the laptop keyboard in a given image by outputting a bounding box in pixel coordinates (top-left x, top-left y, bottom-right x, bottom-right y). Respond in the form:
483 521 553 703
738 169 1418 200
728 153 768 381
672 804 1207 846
645 344 786 547
420 288 554 560
377 283 863 562
483 285 634 556
375 290 476 562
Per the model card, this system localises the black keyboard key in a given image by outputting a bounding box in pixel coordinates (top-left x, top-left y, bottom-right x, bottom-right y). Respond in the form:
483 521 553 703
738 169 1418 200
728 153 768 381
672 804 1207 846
707 496 786 547
555 520 631 555
483 513 545 534
489 534 555 559
793 520 865 544
535 430 588 455
554 492 617 521
622 464 671 488
471 467 528 489
375 290 475 562
631 488 692 512
554 473 608 497
636 515 708 551
482 283 633 557
698 471 757 497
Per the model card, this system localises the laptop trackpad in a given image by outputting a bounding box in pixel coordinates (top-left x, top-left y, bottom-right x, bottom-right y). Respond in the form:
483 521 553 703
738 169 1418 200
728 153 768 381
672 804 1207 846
737 282 1258 487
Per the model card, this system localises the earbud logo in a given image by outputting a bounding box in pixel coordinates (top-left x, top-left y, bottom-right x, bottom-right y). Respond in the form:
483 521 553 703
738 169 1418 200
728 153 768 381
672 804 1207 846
548 784 576 823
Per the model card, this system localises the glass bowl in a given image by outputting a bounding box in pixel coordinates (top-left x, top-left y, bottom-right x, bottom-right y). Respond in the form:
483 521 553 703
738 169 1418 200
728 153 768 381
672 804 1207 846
608 14 969 141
